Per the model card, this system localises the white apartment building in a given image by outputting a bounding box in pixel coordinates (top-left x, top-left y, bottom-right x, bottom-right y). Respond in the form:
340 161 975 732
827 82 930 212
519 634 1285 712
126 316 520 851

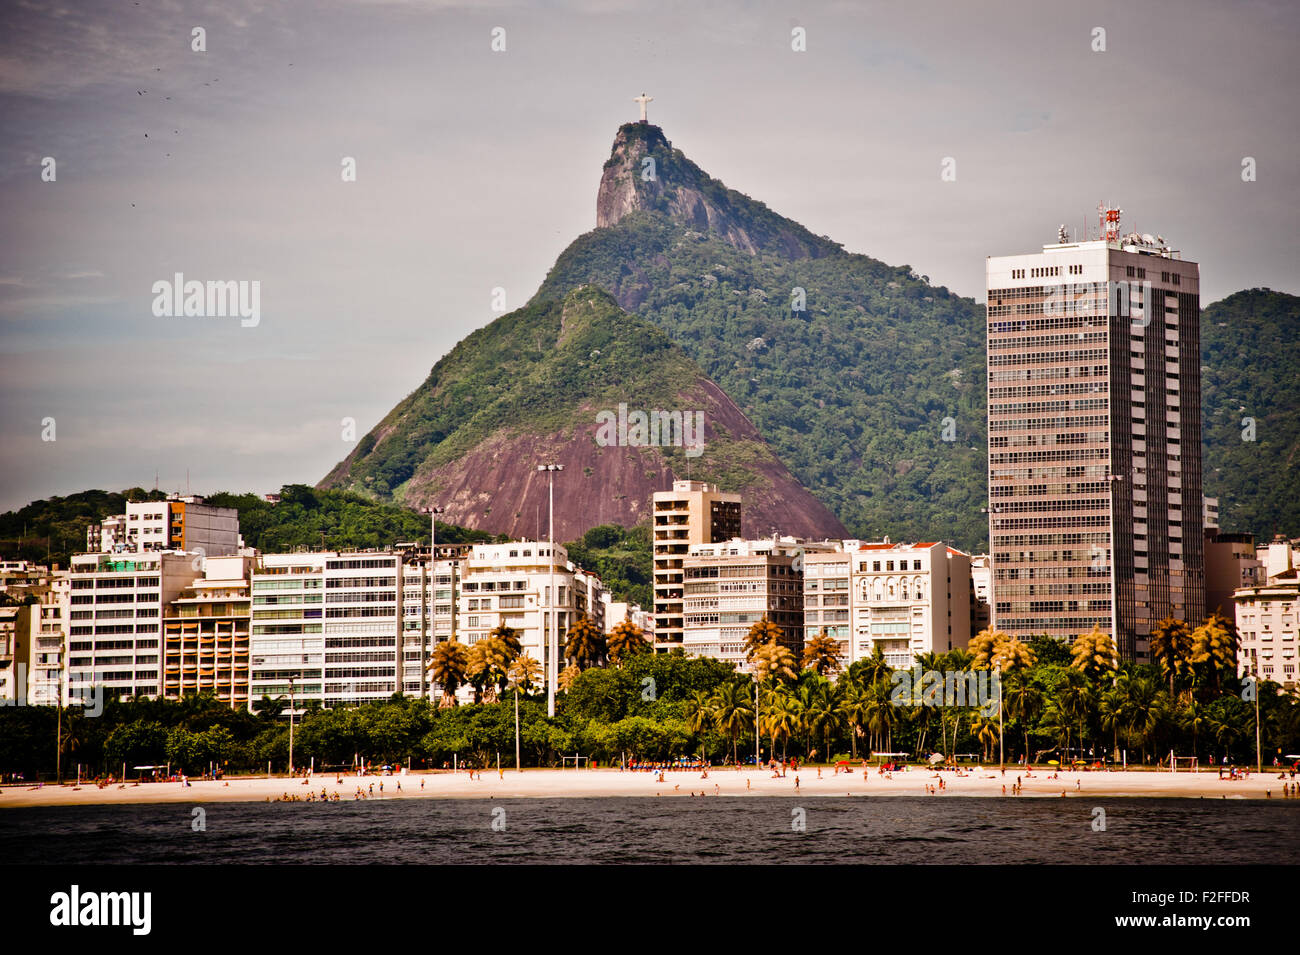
87 497 241 557
68 551 200 700
602 595 655 638
1235 540 1298 692
29 572 71 705
0 606 23 702
456 541 605 681
802 541 974 669
682 536 815 671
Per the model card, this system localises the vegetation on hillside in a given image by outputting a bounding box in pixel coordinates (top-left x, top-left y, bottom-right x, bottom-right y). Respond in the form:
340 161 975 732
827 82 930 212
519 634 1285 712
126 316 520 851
1200 288 1300 538
564 523 654 609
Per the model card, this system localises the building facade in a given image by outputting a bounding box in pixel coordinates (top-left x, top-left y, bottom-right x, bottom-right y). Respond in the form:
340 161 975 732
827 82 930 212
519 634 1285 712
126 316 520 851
682 537 806 671
162 555 254 708
87 497 241 557
1235 559 1298 693
986 221 1205 661
68 551 200 700
652 481 742 651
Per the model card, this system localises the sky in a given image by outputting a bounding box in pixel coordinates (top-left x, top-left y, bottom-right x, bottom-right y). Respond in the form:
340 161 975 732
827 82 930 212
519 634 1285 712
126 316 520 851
1 0 1296 512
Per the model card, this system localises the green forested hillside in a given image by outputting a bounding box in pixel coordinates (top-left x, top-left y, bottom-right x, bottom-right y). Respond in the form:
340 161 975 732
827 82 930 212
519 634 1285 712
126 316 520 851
1200 288 1300 538
539 212 989 549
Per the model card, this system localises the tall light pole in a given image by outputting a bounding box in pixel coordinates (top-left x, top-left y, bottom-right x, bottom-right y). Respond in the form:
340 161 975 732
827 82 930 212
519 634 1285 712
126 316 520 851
1254 662 1262 775
538 465 564 717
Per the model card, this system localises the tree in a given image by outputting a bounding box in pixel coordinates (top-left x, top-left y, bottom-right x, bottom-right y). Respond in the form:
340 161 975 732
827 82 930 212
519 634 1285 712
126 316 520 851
1190 613 1238 696
1070 625 1118 684
969 710 999 762
803 680 844 762
751 641 798 684
430 639 469 706
760 686 803 760
564 616 607 670
743 617 785 660
991 635 1036 674
507 653 542 695
464 643 492 704
1149 617 1194 696
557 661 582 694
709 681 755 765
1004 675 1043 761
801 630 843 676
607 619 650 665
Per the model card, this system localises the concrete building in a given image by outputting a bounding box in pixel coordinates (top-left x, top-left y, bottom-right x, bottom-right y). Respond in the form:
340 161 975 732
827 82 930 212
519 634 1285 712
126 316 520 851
1259 536 1300 579
87 497 241 557
970 555 992 635
1204 530 1263 619
602 595 655 639
0 606 27 703
847 542 973 668
249 542 605 710
1204 496 1220 531
162 555 254 708
682 537 808 671
28 572 71 705
1234 549 1298 693
986 217 1205 661
67 551 200 700
652 481 742 651
457 541 605 684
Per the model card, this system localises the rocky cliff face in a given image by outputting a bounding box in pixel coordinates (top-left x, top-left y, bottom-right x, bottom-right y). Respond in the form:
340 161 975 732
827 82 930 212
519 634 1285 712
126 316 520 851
596 123 838 260
319 286 847 543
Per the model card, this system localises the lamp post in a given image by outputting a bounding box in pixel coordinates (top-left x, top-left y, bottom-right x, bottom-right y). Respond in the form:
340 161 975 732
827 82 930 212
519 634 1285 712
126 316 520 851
1253 662 1262 775
538 465 564 717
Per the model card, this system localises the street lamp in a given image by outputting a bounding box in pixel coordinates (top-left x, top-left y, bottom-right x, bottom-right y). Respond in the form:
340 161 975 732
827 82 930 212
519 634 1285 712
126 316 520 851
538 465 564 718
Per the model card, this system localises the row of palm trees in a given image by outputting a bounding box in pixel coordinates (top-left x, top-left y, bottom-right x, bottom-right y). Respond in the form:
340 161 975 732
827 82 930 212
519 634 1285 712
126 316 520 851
426 616 652 705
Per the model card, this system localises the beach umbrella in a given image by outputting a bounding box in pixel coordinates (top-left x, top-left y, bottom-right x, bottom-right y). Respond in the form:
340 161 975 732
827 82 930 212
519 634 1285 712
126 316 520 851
928 753 944 765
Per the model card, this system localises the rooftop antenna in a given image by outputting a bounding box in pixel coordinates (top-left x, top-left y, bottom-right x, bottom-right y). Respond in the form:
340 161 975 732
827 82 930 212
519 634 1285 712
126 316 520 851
1098 201 1122 242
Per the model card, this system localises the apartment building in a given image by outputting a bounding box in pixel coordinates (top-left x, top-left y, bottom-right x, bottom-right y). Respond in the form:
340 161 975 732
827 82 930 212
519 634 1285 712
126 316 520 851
846 542 972 668
87 497 241 557
603 595 655 639
162 555 254 708
28 572 71 705
1235 556 1299 692
986 216 1205 661
682 537 810 671
0 606 25 702
1204 530 1263 619
67 551 200 700
456 541 605 682
652 481 742 650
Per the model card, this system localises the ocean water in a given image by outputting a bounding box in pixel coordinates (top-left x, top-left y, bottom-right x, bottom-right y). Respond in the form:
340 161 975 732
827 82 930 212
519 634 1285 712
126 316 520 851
1 798 1295 865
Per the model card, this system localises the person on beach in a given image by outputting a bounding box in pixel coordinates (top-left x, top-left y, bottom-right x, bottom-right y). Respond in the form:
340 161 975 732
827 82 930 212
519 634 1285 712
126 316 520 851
794 776 800 791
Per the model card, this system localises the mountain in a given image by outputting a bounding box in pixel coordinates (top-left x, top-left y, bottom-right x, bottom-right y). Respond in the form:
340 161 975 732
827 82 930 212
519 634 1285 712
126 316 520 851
1200 288 1300 538
319 286 847 542
542 122 989 548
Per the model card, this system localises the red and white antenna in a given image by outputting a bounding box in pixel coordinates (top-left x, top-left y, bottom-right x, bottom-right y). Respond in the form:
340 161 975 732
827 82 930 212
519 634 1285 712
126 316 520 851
1098 201 1122 242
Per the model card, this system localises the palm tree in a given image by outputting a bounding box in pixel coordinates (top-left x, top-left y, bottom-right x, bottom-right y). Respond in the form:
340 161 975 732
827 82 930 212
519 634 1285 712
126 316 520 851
1004 675 1043 762
1070 625 1118 684
489 624 522 658
751 641 798 684
743 617 785 661
801 630 843 676
464 642 492 704
848 645 891 690
607 619 650 665
429 639 469 706
710 682 755 765
968 627 1009 670
760 686 803 761
863 678 898 754
804 681 844 763
563 616 607 670
1190 613 1238 697
1149 617 1194 696
480 635 520 695
506 653 540 771
1058 668 1094 762
1099 682 1129 762
507 652 541 695
685 688 715 754
557 661 582 694
969 710 999 762
838 678 869 759
991 636 1036 674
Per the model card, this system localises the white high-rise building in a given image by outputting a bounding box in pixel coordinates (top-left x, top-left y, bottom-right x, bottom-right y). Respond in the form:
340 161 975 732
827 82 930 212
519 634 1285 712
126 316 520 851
986 216 1205 661
68 552 200 700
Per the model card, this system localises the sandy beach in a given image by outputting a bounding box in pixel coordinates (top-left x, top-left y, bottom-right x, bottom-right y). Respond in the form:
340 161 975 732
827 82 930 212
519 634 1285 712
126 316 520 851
2 765 1294 808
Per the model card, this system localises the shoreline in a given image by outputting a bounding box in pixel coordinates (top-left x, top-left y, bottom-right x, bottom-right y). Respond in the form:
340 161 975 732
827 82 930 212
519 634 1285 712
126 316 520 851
2 766 1293 808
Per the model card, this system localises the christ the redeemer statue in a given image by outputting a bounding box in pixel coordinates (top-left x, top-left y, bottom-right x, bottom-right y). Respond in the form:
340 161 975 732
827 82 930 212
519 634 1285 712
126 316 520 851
634 92 653 123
